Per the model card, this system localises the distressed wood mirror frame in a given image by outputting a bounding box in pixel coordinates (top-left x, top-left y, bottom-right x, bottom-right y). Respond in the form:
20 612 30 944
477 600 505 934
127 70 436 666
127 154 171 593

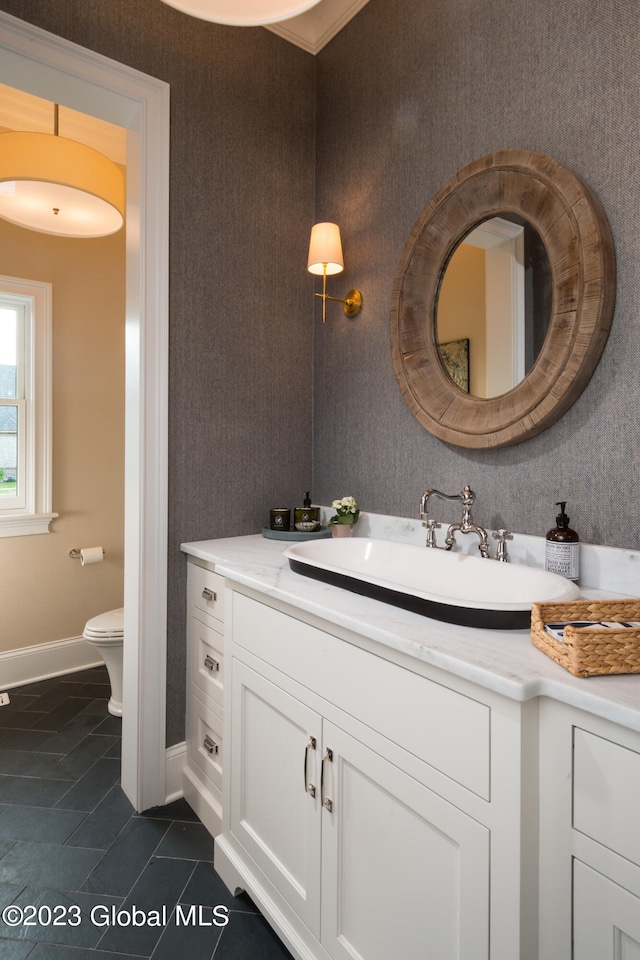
390 150 616 448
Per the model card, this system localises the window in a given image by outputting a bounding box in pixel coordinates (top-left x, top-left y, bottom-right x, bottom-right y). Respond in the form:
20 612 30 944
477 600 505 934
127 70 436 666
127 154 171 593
0 276 55 537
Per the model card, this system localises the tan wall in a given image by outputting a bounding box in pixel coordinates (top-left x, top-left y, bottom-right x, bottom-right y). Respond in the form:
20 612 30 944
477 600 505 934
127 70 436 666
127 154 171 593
436 244 486 397
0 218 125 652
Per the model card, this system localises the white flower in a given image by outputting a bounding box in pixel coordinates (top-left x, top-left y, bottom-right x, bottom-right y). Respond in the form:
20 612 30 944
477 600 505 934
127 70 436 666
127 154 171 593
329 496 360 525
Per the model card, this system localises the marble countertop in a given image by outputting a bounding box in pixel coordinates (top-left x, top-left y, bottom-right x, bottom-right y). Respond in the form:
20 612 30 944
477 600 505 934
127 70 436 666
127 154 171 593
181 533 640 733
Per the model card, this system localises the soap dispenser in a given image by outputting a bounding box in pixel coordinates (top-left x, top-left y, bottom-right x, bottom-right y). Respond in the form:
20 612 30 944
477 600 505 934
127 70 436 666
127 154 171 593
294 492 319 526
545 501 580 582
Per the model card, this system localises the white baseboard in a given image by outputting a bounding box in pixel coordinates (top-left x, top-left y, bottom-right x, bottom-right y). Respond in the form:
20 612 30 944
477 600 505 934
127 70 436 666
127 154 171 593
182 765 222 836
164 741 187 804
0 636 103 691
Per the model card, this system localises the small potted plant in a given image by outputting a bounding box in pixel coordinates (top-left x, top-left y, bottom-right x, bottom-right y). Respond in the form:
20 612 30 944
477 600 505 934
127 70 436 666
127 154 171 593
329 496 359 537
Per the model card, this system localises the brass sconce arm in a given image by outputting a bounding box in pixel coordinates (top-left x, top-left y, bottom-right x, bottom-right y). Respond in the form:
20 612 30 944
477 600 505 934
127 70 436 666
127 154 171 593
314 288 363 320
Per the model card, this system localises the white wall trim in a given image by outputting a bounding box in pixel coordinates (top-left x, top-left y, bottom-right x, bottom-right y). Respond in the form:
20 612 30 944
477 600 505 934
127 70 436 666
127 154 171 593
0 512 58 537
0 12 170 813
0 636 102 691
164 741 187 805
183 765 223 836
266 0 370 54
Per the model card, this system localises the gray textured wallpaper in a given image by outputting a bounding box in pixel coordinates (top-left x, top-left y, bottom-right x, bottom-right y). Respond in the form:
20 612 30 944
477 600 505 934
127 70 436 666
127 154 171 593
2 0 638 747
0 0 316 744
313 0 639 553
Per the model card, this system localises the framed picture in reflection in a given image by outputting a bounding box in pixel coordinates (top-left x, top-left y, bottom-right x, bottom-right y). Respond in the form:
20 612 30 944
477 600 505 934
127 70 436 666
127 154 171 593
438 338 469 393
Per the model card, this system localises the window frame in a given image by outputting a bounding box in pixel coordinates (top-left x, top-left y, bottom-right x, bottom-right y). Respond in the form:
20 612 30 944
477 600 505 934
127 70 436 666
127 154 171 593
0 275 55 537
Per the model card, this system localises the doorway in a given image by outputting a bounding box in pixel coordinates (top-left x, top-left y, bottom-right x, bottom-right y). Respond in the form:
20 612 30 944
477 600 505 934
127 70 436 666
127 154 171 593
0 11 170 811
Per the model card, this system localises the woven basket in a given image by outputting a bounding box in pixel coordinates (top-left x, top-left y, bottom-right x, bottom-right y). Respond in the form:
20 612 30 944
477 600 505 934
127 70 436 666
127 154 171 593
531 598 640 677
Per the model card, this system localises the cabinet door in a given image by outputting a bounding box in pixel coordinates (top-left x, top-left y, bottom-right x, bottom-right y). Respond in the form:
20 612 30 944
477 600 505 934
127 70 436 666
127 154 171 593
230 660 322 937
321 721 490 960
574 860 640 960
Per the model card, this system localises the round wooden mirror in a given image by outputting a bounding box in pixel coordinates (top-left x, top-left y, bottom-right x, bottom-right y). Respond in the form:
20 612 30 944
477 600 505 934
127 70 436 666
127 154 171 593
390 150 616 448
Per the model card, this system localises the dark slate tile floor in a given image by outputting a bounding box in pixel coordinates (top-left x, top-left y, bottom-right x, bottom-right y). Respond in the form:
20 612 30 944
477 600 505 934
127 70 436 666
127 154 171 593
0 667 294 959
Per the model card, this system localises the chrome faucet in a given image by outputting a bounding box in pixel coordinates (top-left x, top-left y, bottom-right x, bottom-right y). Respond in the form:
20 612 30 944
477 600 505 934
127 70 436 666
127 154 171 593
420 485 510 560
420 488 458 549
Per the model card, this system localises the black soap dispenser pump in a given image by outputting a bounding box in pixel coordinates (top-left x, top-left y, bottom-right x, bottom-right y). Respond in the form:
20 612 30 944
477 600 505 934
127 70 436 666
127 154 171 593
545 501 580 582
294 491 319 525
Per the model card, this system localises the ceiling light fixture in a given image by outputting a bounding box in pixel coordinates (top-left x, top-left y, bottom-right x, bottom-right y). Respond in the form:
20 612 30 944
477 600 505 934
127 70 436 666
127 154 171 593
0 104 125 239
158 0 322 25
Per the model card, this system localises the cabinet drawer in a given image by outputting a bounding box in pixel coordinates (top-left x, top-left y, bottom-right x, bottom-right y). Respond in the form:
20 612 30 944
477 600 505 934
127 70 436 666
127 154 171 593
188 562 225 625
232 593 490 799
574 728 640 866
189 616 224 706
188 691 223 793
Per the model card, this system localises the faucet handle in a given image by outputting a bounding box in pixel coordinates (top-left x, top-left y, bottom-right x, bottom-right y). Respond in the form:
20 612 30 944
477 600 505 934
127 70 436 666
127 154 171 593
423 518 441 548
492 529 513 562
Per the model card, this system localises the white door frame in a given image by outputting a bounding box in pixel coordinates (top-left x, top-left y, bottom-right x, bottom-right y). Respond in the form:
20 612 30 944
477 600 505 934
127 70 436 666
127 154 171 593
0 11 170 812
464 217 525 397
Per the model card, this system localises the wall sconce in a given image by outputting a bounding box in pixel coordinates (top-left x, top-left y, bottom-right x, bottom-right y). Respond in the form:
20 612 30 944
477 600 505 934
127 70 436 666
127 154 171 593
307 222 362 323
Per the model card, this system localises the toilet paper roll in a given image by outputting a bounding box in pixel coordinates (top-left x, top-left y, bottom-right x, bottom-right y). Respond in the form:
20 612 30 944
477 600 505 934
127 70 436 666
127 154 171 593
80 546 104 566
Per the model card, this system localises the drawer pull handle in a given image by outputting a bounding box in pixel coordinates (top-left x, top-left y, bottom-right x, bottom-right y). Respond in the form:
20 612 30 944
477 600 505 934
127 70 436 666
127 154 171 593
203 654 219 672
202 587 217 603
203 735 218 756
321 747 333 812
304 736 316 798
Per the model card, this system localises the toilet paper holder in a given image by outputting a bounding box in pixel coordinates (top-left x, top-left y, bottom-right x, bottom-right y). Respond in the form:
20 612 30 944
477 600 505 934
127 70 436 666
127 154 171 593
69 547 106 560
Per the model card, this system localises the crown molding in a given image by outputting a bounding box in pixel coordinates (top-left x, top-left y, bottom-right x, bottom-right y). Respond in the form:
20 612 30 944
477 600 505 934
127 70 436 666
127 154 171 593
265 0 370 53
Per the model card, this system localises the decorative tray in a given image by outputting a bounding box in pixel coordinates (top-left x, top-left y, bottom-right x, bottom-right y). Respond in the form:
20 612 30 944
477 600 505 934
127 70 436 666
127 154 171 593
262 526 331 542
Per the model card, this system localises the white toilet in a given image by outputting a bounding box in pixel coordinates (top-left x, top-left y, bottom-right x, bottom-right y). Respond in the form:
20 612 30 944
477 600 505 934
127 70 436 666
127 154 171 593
83 607 124 717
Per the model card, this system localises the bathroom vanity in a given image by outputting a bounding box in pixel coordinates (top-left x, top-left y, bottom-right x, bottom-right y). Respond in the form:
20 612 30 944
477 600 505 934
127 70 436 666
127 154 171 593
181 529 640 960
182 558 225 836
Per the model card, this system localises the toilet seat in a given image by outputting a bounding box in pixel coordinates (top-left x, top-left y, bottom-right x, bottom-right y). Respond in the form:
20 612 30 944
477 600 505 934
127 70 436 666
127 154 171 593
83 607 124 641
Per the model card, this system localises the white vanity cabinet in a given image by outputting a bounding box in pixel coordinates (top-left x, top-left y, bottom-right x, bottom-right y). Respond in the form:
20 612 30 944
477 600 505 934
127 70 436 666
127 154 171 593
215 589 536 960
182 556 226 836
229 658 489 960
181 533 640 960
539 701 640 960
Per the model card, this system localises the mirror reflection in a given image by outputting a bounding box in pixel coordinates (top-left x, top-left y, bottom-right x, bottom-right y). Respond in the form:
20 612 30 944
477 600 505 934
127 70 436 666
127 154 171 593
436 216 552 398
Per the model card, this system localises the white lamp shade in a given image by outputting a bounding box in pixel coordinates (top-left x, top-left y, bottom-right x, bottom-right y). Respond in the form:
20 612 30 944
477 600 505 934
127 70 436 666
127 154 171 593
0 132 125 238
158 0 322 25
307 222 344 276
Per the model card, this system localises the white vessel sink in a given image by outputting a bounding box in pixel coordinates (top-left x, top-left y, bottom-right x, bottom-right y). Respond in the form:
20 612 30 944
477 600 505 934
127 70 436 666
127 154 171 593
284 537 580 629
